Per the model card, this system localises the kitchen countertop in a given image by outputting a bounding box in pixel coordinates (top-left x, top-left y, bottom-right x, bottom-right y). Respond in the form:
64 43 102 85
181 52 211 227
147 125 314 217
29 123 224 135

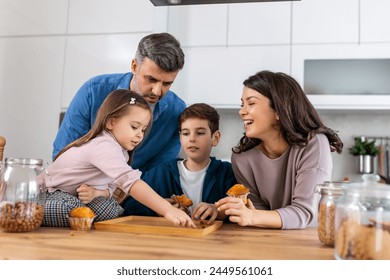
0 223 334 260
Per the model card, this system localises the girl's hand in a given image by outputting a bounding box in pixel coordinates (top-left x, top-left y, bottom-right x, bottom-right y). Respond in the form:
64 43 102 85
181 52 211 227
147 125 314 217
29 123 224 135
216 196 255 226
192 202 218 224
76 184 109 204
166 197 179 208
164 206 196 228
76 184 96 204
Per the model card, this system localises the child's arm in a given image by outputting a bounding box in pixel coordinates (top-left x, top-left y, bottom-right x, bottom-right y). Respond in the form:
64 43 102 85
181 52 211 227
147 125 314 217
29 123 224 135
129 179 195 227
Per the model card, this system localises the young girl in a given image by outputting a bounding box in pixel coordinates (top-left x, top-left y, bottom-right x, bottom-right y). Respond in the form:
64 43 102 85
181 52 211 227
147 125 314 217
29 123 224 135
42 89 194 228
216 70 343 230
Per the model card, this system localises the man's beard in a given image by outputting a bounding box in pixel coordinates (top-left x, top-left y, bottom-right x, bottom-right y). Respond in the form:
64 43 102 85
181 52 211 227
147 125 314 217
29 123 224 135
132 78 159 103
142 93 159 101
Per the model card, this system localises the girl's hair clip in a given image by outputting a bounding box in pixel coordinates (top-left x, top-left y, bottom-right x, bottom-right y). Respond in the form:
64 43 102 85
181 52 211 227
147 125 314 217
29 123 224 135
130 97 136 104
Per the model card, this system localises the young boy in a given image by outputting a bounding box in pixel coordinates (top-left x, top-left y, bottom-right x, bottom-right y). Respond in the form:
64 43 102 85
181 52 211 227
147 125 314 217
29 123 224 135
122 103 236 223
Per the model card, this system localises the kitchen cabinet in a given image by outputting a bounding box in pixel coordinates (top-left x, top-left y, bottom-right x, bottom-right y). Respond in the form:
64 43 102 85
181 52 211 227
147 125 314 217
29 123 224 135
228 2 291 45
61 33 146 109
68 0 154 34
166 2 291 47
167 2 291 108
167 4 228 47
0 0 68 36
360 0 390 43
171 45 290 108
291 43 390 110
0 37 65 162
292 0 358 44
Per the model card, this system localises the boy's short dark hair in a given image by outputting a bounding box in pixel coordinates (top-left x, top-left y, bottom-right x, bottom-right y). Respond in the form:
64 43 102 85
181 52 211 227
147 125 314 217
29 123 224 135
179 103 220 134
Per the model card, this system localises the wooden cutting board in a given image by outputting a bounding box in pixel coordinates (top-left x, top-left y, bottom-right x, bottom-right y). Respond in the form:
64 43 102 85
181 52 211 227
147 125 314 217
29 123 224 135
94 216 223 237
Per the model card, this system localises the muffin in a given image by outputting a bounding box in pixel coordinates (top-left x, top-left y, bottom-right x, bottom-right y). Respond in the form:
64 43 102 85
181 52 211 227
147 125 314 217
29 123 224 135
171 194 193 216
227 184 250 204
68 206 95 230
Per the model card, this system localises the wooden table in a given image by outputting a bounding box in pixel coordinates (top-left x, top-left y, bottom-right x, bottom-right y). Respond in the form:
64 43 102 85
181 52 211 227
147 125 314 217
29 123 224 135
0 223 334 260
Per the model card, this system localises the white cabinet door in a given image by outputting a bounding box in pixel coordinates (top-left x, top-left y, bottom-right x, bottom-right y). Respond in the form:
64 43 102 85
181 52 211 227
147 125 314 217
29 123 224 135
360 0 390 43
167 4 228 47
228 2 291 45
0 37 65 162
292 0 359 44
0 0 68 36
68 0 155 34
62 33 146 109
171 45 290 108
291 43 390 110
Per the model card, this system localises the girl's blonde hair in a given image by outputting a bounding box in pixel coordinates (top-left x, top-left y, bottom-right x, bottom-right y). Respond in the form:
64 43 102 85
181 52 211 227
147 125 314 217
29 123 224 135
55 89 152 164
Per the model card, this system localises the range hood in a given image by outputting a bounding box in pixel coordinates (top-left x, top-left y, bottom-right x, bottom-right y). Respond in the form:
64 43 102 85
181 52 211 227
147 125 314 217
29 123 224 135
150 0 299 6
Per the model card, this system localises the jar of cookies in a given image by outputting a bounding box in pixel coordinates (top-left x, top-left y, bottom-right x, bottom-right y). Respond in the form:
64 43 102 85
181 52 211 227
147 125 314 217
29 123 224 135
0 158 46 232
334 176 390 260
315 182 344 247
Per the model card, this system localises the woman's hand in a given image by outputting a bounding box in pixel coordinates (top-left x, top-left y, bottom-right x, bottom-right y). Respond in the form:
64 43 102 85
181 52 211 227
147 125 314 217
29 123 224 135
164 206 196 228
192 202 218 224
216 196 255 226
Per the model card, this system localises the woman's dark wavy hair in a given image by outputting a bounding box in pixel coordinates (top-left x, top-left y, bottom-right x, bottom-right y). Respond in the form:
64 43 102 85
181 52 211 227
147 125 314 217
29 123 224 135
232 70 343 154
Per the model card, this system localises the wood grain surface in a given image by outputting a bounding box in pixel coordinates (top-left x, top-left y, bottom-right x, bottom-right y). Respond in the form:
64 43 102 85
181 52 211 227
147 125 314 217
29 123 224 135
94 216 223 237
0 223 334 260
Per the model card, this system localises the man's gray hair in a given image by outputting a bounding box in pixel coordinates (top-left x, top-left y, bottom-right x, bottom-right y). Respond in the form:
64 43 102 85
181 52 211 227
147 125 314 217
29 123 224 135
135 33 185 72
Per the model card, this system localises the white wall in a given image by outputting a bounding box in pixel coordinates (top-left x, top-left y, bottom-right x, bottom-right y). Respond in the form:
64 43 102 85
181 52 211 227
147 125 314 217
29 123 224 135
0 0 156 162
1 0 390 182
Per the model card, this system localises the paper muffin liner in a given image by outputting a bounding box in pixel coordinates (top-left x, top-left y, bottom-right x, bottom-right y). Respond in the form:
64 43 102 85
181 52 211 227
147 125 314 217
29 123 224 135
227 192 250 204
69 216 95 231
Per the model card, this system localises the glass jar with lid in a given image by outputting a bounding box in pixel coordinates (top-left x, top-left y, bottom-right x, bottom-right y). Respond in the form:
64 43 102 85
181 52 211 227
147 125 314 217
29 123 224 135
0 158 46 232
315 182 345 247
334 175 390 260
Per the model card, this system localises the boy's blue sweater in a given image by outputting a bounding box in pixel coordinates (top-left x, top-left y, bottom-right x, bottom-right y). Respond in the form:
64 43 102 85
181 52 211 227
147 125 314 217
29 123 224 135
122 157 237 216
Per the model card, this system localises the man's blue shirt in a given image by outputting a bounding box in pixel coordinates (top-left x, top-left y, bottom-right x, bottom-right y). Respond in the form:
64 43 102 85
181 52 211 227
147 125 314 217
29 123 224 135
53 72 186 172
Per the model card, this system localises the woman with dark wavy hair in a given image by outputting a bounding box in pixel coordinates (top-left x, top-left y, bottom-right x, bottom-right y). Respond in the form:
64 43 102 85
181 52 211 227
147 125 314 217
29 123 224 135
216 70 343 229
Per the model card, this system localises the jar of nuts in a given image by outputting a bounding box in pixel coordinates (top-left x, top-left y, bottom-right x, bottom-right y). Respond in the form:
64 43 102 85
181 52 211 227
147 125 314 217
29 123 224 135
334 176 390 260
315 182 344 247
0 158 46 232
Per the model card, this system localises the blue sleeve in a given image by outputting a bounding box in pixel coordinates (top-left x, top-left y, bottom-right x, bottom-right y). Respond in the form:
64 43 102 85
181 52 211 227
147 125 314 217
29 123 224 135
122 161 181 216
148 99 185 167
121 196 158 216
52 81 92 159
132 96 185 171
121 164 160 216
143 130 181 170
224 163 237 191
205 161 237 203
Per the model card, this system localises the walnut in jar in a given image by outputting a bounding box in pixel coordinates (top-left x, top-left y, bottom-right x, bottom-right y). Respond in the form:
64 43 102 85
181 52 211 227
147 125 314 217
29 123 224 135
0 201 44 232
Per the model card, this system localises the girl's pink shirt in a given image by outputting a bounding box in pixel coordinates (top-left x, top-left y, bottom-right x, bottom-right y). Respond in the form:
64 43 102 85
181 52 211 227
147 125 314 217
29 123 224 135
44 130 141 197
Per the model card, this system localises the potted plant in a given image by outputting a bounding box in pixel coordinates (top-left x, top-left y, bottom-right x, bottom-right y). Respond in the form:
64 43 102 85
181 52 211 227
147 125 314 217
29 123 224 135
349 137 380 174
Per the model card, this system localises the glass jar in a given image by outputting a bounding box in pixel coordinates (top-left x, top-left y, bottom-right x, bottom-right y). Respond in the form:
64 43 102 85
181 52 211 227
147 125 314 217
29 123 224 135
0 158 46 232
315 182 344 247
334 177 390 260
